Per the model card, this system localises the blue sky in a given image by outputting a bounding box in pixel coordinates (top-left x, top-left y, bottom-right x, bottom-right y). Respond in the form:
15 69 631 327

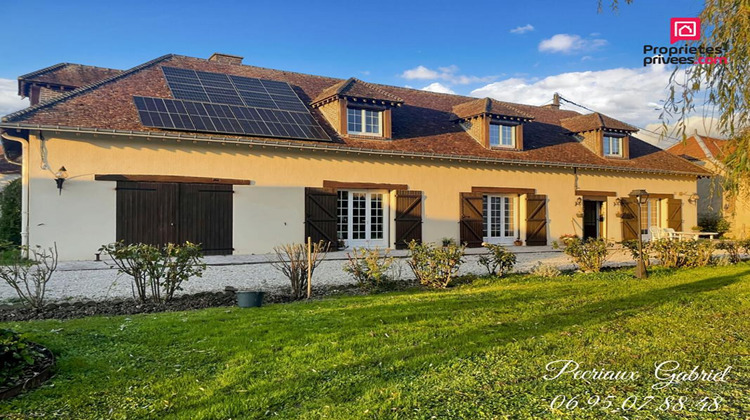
0 0 713 144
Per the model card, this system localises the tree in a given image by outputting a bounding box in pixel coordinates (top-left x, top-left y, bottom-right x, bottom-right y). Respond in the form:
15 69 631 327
607 0 750 196
0 178 21 247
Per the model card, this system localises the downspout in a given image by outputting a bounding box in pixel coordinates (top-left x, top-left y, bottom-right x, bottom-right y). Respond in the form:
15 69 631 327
1 131 29 251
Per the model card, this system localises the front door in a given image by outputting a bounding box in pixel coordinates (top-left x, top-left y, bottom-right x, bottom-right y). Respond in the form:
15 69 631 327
582 200 602 240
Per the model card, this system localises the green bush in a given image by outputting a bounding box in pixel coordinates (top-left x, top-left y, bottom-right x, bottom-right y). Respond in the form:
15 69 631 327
0 179 21 247
716 240 742 264
530 263 561 278
406 240 465 288
648 239 715 268
698 214 731 237
621 239 650 268
477 242 516 277
343 247 395 290
553 236 610 273
100 242 206 303
1 329 40 386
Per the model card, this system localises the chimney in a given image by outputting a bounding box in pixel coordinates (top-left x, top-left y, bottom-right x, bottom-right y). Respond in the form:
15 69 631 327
208 53 244 65
544 93 560 110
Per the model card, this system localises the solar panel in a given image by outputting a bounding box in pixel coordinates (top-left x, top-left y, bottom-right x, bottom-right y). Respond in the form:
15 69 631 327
150 67 329 141
134 96 329 141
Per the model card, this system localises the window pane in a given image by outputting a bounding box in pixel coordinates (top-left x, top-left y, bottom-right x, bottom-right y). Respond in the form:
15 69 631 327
504 197 515 236
482 195 488 237
490 196 502 237
612 137 620 155
364 110 380 134
337 191 349 240
501 125 514 146
370 193 383 239
603 137 611 155
489 124 500 146
347 108 362 133
352 192 366 239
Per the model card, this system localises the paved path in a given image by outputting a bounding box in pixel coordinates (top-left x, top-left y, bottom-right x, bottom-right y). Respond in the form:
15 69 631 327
0 246 638 302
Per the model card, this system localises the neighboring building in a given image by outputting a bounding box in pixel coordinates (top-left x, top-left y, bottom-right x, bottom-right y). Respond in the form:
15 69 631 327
667 133 749 238
0 53 708 260
0 152 21 189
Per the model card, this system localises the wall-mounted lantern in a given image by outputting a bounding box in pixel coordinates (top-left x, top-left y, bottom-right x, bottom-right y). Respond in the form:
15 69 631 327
688 193 700 204
55 166 68 195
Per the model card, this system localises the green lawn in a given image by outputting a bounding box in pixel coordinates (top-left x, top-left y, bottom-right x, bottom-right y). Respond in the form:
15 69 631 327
1 266 748 419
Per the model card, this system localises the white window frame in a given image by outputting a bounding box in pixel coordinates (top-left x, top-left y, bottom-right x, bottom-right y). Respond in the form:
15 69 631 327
489 123 516 148
640 198 661 239
603 134 623 157
482 194 519 245
336 189 388 248
347 107 382 136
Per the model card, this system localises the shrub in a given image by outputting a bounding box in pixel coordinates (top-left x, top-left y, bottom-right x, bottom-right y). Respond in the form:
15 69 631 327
406 240 465 288
648 239 715 268
0 179 21 247
270 240 329 300
698 214 731 237
477 242 516 276
530 263 561 278
0 244 58 309
1 329 40 386
343 247 395 290
621 239 650 268
100 242 205 303
553 236 610 273
716 240 742 264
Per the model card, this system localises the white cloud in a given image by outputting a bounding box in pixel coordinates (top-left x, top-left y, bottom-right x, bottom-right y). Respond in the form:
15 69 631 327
470 64 698 132
538 34 607 54
421 82 456 94
510 24 535 34
400 65 496 85
0 79 28 117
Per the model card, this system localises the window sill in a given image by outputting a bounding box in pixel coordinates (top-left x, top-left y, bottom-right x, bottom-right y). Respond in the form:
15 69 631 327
490 145 520 151
346 133 390 140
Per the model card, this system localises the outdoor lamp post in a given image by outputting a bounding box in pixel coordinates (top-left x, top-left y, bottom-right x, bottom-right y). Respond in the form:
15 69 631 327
630 189 649 278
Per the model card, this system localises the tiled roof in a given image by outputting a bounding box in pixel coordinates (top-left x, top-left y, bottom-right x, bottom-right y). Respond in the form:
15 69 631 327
666 135 729 161
452 97 534 120
1 54 708 176
312 77 403 104
560 112 638 133
18 63 123 97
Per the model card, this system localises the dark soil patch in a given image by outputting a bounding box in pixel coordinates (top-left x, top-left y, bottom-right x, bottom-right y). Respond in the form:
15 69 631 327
0 344 55 400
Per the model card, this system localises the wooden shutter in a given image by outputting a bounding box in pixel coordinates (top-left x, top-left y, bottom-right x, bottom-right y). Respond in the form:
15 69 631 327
116 181 179 246
620 197 639 241
179 183 233 255
525 194 548 246
667 198 683 231
460 192 484 248
305 187 337 246
395 190 422 249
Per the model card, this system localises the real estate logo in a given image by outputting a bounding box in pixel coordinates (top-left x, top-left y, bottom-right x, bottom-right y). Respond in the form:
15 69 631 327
641 17 727 66
670 18 700 44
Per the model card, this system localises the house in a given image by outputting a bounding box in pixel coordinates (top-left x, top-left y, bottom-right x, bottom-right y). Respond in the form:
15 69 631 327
667 133 749 238
0 53 708 260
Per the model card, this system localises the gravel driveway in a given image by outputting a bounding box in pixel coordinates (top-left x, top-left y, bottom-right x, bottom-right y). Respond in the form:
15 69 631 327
0 246 636 302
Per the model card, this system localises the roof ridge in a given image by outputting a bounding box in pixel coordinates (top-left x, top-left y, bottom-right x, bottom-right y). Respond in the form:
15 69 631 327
3 54 176 123
17 63 71 81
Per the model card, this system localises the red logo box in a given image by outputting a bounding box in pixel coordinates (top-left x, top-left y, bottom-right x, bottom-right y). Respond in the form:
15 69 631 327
670 18 701 44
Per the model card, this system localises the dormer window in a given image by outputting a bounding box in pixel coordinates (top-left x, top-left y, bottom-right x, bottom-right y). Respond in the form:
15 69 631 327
347 107 382 136
489 123 515 148
603 135 623 157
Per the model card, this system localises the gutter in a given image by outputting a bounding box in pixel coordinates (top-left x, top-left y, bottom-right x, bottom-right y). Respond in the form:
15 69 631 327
0 131 29 252
0 122 709 178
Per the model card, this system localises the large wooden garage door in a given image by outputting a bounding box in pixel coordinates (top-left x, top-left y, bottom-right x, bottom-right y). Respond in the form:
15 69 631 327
116 181 233 255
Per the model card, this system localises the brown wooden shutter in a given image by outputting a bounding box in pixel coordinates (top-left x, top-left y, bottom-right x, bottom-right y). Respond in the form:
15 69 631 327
305 187 338 246
460 192 484 248
525 194 548 246
620 197 639 241
117 181 179 247
395 190 422 249
667 198 683 231
179 183 233 255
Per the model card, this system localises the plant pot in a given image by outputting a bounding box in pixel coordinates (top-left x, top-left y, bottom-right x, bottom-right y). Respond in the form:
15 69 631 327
513 240 523 246
237 291 264 308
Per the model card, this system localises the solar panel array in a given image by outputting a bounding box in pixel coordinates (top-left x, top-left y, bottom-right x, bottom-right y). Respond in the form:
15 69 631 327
132 66 330 141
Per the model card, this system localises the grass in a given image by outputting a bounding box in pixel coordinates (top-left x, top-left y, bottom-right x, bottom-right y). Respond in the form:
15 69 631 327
1 265 748 419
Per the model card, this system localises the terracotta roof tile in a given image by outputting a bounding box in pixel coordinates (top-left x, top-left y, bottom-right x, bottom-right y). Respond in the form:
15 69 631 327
18 63 123 97
312 77 403 104
560 112 637 133
452 97 534 120
666 135 730 161
1 54 707 176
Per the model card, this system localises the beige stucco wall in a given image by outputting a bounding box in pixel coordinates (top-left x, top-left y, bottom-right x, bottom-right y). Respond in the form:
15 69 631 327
24 132 698 260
